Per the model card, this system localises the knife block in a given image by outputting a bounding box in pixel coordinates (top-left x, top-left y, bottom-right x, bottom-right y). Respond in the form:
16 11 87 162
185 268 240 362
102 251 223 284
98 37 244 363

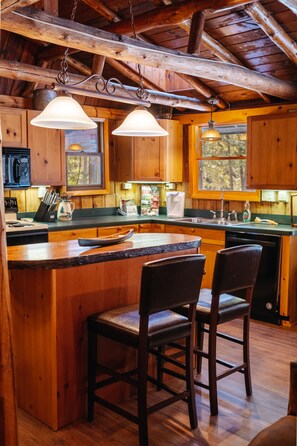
35 202 56 222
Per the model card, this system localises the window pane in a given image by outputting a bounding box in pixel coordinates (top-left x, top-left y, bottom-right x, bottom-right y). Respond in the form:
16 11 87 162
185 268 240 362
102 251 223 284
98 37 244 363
199 159 247 191
201 125 247 158
65 128 99 153
67 154 103 187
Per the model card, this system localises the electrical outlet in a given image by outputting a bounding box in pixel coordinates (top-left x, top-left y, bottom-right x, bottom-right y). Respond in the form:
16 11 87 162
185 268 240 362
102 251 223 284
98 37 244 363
165 183 176 190
121 182 132 190
278 190 289 202
261 190 277 202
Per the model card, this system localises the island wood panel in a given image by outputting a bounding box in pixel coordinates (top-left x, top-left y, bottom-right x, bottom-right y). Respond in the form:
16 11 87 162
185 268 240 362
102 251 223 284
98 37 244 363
9 244 199 430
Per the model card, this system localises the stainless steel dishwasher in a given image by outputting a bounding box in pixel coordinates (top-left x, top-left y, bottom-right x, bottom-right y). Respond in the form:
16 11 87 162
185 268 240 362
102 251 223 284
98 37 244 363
225 231 283 325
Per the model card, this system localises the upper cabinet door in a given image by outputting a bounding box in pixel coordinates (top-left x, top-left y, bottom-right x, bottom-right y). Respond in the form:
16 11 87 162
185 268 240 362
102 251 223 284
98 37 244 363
113 119 183 182
27 110 65 186
0 108 27 147
247 113 297 189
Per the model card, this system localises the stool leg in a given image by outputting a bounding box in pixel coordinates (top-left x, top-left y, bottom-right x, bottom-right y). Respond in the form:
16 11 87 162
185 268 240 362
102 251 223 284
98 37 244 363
243 315 252 396
196 321 204 373
138 347 149 446
185 335 198 429
208 323 218 416
156 344 164 390
87 329 97 421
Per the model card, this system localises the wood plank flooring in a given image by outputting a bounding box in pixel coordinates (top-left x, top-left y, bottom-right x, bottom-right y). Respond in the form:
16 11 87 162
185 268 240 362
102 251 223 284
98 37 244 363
18 319 297 446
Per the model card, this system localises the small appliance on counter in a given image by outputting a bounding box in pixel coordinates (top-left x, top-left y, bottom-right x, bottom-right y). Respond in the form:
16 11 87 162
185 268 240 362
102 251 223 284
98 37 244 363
166 191 185 218
5 197 48 246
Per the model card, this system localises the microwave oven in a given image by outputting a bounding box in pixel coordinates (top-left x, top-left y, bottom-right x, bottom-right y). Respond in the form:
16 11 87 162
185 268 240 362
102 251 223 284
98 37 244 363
2 147 31 189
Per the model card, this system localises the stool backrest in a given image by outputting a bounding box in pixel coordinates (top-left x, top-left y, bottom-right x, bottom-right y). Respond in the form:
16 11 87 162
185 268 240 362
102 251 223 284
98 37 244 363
139 254 206 317
212 244 262 297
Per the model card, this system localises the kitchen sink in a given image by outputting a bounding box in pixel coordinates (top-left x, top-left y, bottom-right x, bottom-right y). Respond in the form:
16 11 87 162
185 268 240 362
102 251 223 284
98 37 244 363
172 217 244 226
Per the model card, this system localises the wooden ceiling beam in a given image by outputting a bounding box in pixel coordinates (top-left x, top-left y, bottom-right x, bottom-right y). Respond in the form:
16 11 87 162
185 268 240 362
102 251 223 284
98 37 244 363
277 0 297 15
81 0 121 23
2 7 297 101
245 2 297 65
92 56 106 76
104 0 258 35
0 60 212 111
187 11 206 55
0 0 39 14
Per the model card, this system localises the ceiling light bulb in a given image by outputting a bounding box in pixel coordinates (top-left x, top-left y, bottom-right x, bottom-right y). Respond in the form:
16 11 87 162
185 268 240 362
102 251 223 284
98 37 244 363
30 95 97 130
112 106 169 137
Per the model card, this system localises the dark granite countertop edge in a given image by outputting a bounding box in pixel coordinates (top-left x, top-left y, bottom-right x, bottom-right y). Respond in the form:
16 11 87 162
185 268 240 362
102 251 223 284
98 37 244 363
42 215 297 236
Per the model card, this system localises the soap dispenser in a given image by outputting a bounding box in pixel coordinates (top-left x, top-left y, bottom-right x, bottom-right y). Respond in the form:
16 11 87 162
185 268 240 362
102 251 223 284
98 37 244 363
243 201 251 223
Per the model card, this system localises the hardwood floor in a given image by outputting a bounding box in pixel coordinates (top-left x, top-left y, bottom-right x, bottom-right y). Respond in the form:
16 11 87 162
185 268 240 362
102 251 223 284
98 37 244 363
18 319 297 446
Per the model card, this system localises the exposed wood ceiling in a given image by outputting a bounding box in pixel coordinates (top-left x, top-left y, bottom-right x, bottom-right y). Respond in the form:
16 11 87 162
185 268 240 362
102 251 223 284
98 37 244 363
0 0 296 116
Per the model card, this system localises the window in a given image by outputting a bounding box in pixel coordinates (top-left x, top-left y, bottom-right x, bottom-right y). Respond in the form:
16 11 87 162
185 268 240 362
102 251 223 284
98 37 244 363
65 120 109 193
189 123 259 201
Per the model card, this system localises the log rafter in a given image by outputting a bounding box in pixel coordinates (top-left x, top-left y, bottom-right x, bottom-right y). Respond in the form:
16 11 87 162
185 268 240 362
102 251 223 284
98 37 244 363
245 2 297 65
277 0 297 16
2 7 297 101
0 0 39 14
0 60 212 111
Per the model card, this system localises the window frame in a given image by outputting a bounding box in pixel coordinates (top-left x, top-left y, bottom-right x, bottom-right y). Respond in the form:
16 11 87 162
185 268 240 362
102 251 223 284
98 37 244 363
62 119 110 196
189 123 260 202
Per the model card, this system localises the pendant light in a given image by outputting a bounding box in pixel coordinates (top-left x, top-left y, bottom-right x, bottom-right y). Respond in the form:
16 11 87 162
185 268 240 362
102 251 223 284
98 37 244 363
30 0 96 131
30 94 97 130
201 98 221 142
112 106 168 136
112 0 168 137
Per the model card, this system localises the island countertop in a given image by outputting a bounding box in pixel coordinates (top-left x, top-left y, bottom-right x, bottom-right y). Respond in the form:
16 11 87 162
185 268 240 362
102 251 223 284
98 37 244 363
7 232 201 270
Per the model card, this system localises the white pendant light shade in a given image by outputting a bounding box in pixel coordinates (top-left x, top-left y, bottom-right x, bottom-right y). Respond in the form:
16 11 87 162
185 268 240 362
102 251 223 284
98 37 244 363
30 95 97 130
112 106 169 137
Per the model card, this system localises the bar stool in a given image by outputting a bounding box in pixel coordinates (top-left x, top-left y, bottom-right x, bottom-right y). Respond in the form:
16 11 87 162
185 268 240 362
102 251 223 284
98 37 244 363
87 254 206 446
160 244 262 416
194 244 262 415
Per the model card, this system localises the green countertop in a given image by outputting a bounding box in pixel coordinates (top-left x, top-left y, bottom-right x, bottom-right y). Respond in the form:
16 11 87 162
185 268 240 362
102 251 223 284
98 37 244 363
45 214 297 236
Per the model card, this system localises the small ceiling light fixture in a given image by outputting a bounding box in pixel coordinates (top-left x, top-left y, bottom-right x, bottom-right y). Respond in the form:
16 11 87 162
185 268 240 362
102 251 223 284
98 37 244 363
201 98 221 142
112 0 168 137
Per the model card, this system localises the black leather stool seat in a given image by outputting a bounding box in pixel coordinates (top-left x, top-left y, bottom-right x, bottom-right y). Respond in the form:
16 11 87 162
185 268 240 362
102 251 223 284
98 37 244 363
196 289 250 324
88 304 192 349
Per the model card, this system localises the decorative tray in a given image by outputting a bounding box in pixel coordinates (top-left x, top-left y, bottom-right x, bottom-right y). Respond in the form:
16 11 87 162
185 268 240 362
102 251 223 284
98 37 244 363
78 228 134 247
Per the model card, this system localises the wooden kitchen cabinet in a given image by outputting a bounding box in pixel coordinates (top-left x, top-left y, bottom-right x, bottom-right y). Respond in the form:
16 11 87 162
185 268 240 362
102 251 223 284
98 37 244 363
165 225 225 288
138 223 165 233
48 228 97 242
97 224 139 236
0 107 27 147
113 119 183 182
27 110 65 186
247 112 297 189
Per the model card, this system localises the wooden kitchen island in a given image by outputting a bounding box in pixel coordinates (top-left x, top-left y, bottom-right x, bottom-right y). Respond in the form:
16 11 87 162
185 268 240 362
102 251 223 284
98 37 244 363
7 233 201 430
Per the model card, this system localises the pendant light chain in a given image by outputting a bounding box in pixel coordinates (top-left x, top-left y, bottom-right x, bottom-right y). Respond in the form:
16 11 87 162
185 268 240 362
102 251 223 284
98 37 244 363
57 0 80 85
128 0 148 101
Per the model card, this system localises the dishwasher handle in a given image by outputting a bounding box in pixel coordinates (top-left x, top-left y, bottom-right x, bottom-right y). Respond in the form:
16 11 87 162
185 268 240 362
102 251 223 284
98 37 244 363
226 236 278 248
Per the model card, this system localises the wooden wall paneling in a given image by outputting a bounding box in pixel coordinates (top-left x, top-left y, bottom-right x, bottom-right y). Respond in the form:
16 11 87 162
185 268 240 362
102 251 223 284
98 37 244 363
0 132 19 446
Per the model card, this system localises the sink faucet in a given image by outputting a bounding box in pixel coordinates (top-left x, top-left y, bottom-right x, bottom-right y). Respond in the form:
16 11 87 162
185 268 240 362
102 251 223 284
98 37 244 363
231 210 238 222
218 192 225 224
210 210 217 219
